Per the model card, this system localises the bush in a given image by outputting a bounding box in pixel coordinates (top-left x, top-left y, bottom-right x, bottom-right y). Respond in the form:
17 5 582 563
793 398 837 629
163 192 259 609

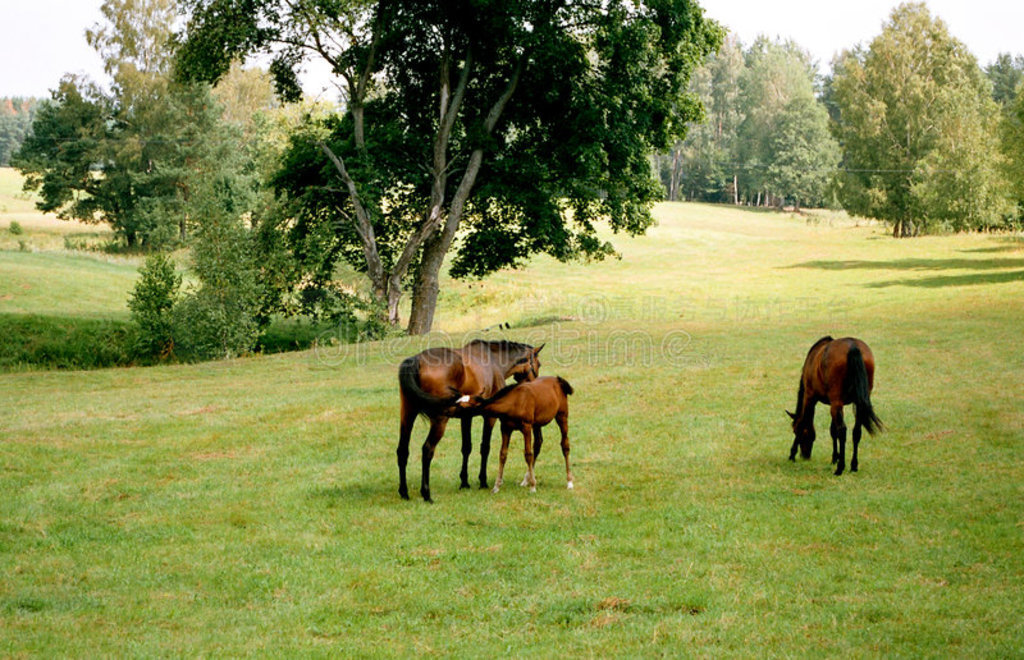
128 253 181 360
0 315 132 371
8 220 23 235
171 286 260 361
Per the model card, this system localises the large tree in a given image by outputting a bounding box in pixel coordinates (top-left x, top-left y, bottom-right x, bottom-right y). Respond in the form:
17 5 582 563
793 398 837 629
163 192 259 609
831 2 1010 236
176 0 721 333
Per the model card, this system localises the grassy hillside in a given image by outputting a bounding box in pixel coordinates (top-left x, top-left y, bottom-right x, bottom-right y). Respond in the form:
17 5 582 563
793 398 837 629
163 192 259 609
1 200 1023 655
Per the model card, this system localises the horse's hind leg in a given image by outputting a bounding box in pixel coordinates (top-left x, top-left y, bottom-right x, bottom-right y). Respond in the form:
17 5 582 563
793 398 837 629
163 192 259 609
830 404 847 476
420 417 448 502
478 416 496 489
521 425 543 487
397 399 417 500
459 417 473 489
521 424 537 492
492 423 512 494
851 420 862 472
557 412 574 490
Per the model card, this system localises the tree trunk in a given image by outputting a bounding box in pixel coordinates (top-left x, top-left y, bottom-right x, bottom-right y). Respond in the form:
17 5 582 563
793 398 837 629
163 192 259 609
669 146 682 201
406 57 522 335
407 234 445 335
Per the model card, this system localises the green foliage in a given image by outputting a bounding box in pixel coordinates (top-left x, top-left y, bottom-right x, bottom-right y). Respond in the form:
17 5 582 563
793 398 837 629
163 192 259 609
172 175 264 361
1000 88 1024 221
7 220 22 235
985 52 1024 106
764 95 840 210
665 35 744 202
831 3 1012 235
128 253 181 359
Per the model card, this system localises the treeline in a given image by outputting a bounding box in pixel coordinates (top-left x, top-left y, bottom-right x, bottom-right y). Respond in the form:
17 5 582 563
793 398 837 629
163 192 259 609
0 97 40 166
660 3 1024 234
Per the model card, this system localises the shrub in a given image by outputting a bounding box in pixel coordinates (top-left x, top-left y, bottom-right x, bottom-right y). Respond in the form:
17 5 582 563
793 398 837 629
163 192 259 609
8 220 23 235
128 253 181 360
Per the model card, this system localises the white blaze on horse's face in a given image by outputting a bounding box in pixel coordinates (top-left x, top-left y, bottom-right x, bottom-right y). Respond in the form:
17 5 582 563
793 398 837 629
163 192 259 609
457 395 471 405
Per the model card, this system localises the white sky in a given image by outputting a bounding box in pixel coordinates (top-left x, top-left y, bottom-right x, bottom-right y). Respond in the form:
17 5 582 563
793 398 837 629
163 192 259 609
1 0 1022 98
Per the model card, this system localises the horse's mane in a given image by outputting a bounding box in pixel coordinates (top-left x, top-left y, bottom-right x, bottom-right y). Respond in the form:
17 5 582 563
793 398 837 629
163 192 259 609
478 376 573 405
467 339 532 354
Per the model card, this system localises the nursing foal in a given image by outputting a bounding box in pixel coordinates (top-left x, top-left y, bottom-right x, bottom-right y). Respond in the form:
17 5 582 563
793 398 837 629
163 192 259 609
457 376 574 493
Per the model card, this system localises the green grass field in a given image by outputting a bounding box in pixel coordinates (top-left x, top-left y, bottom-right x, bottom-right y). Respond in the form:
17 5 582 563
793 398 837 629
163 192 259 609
2 191 1023 655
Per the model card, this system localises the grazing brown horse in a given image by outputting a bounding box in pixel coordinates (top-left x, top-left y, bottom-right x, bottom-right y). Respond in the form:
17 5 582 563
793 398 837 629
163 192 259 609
398 340 544 502
787 336 883 475
457 376 574 494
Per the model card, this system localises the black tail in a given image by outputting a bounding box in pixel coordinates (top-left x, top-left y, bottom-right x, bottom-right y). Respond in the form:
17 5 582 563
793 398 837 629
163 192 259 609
845 346 882 435
557 376 574 396
398 356 460 414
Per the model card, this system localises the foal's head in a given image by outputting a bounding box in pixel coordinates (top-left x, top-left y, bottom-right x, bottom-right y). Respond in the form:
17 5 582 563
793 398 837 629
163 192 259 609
787 410 815 459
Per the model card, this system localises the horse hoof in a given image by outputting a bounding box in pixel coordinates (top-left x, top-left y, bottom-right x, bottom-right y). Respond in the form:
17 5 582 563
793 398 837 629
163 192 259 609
479 482 489 490
567 481 574 490
530 486 537 493
491 486 500 494
834 467 845 476
459 482 471 490
399 488 410 500
421 489 433 503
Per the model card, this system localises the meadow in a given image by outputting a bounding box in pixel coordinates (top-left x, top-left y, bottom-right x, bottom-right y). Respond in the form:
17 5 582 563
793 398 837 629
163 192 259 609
1 176 1023 655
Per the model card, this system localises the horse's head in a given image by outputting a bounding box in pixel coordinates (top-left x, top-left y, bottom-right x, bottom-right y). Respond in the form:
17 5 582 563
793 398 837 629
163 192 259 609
787 410 815 459
508 344 544 383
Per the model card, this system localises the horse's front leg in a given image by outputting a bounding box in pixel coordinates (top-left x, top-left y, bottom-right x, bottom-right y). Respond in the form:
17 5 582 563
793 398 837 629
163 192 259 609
492 423 512 494
459 416 473 489
830 404 847 476
478 415 496 490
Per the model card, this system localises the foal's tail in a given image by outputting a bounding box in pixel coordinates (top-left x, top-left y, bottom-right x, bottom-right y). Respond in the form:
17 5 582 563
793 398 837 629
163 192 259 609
557 377 574 396
845 346 882 435
398 355 460 414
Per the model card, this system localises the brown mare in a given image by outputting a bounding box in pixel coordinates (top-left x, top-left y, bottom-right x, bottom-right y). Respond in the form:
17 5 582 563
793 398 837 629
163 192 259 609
398 340 544 502
457 376 574 494
787 336 883 475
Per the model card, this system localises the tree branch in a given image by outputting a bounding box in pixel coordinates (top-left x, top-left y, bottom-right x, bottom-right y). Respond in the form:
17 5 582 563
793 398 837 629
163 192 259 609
316 140 386 294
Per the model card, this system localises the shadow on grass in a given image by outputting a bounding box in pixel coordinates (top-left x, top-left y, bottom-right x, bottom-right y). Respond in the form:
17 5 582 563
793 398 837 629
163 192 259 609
310 482 391 504
784 257 1024 272
867 269 1024 289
